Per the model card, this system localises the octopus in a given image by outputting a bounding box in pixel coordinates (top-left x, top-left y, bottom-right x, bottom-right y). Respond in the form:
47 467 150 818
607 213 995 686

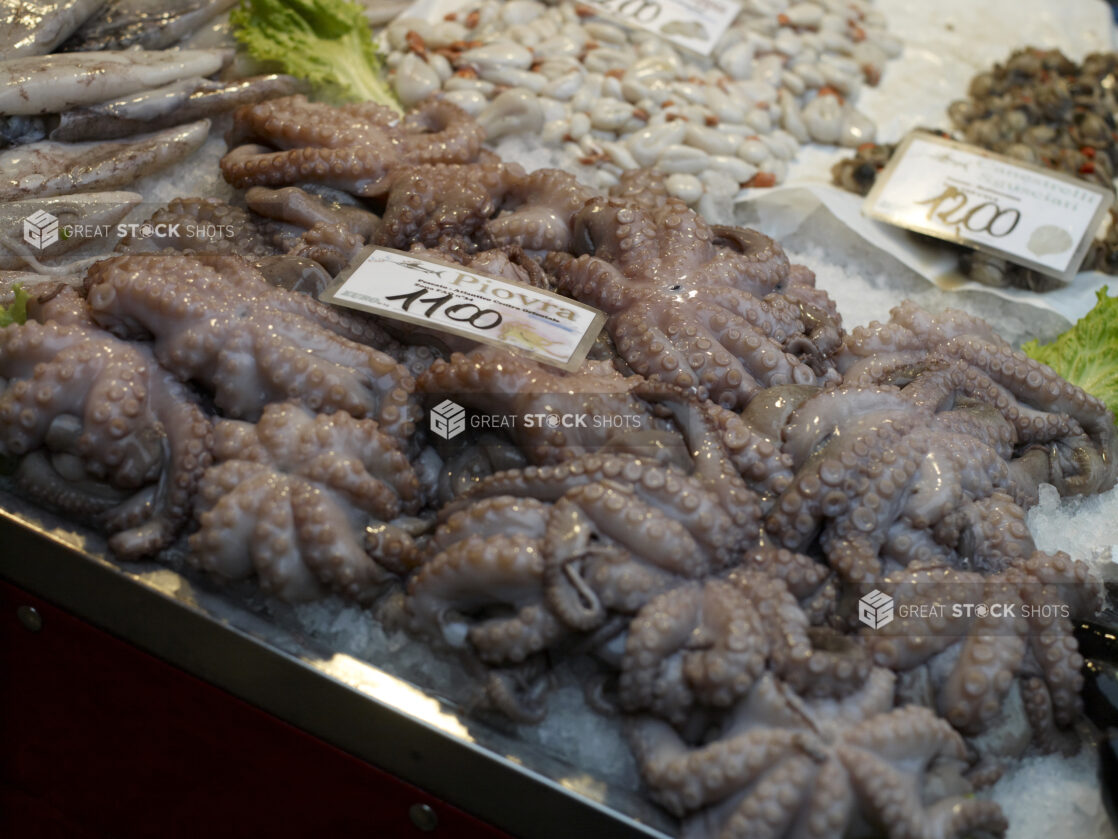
434 397 761 629
375 161 524 251
618 572 870 728
117 187 379 279
765 384 1035 583
189 401 422 604
864 551 1101 758
419 348 795 501
112 196 437 379
543 171 842 410
82 252 420 442
403 495 558 662
838 301 1118 500
398 396 765 719
116 195 278 259
375 163 601 258
483 167 600 252
420 348 682 464
220 95 485 197
394 493 563 720
245 184 380 276
629 669 1007 839
0 287 212 559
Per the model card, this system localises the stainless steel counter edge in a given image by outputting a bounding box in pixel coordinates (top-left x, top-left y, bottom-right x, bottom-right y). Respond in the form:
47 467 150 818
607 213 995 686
0 498 676 839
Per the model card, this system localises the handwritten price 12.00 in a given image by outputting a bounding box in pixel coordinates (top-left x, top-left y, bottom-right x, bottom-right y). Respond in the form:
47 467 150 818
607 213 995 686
914 184 1021 238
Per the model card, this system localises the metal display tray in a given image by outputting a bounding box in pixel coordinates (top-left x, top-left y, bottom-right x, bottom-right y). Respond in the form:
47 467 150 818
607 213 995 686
0 489 676 839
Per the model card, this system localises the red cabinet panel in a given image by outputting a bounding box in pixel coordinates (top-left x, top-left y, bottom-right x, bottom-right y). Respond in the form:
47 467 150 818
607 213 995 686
0 580 515 839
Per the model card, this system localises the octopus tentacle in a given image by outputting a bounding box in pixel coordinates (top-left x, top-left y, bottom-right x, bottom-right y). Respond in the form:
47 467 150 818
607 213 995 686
722 754 816 839
432 496 549 551
939 631 1027 734
696 401 793 500
376 162 522 249
618 581 768 724
936 334 1112 441
0 314 212 559
629 717 809 816
401 97 486 164
468 604 566 666
221 96 483 198
84 252 418 441
482 659 551 724
405 532 549 648
188 402 418 602
1019 676 1077 756
484 167 598 252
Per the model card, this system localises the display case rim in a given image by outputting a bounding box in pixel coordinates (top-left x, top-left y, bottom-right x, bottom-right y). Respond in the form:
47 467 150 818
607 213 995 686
0 490 676 839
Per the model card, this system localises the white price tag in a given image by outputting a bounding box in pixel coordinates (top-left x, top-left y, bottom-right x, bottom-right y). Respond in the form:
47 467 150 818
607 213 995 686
581 0 740 56
864 132 1114 283
322 248 606 371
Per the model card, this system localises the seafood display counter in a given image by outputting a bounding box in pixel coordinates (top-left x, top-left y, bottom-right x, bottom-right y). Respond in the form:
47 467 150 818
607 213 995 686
0 489 675 838
5 1 1118 838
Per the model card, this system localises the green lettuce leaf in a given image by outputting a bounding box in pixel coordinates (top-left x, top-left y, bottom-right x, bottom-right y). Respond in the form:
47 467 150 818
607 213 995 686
0 284 29 328
231 0 402 113
1022 286 1118 417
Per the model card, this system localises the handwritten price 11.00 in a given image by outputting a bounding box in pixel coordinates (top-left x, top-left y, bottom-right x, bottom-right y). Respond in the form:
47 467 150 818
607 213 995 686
384 286 503 329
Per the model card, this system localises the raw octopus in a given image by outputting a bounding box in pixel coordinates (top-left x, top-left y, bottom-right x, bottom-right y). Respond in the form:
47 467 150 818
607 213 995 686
220 94 486 197
190 401 421 604
82 252 420 442
0 287 212 558
865 552 1101 759
629 670 1007 839
2 95 1114 839
542 173 843 409
117 190 377 282
398 393 763 720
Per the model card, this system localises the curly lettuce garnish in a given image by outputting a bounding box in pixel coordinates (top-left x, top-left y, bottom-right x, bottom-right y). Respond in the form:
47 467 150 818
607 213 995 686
0 284 29 328
231 0 402 113
1022 286 1118 417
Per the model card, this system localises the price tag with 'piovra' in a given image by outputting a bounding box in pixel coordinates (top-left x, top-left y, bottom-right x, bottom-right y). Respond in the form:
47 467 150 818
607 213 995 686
864 132 1114 283
322 247 606 371
581 0 740 56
